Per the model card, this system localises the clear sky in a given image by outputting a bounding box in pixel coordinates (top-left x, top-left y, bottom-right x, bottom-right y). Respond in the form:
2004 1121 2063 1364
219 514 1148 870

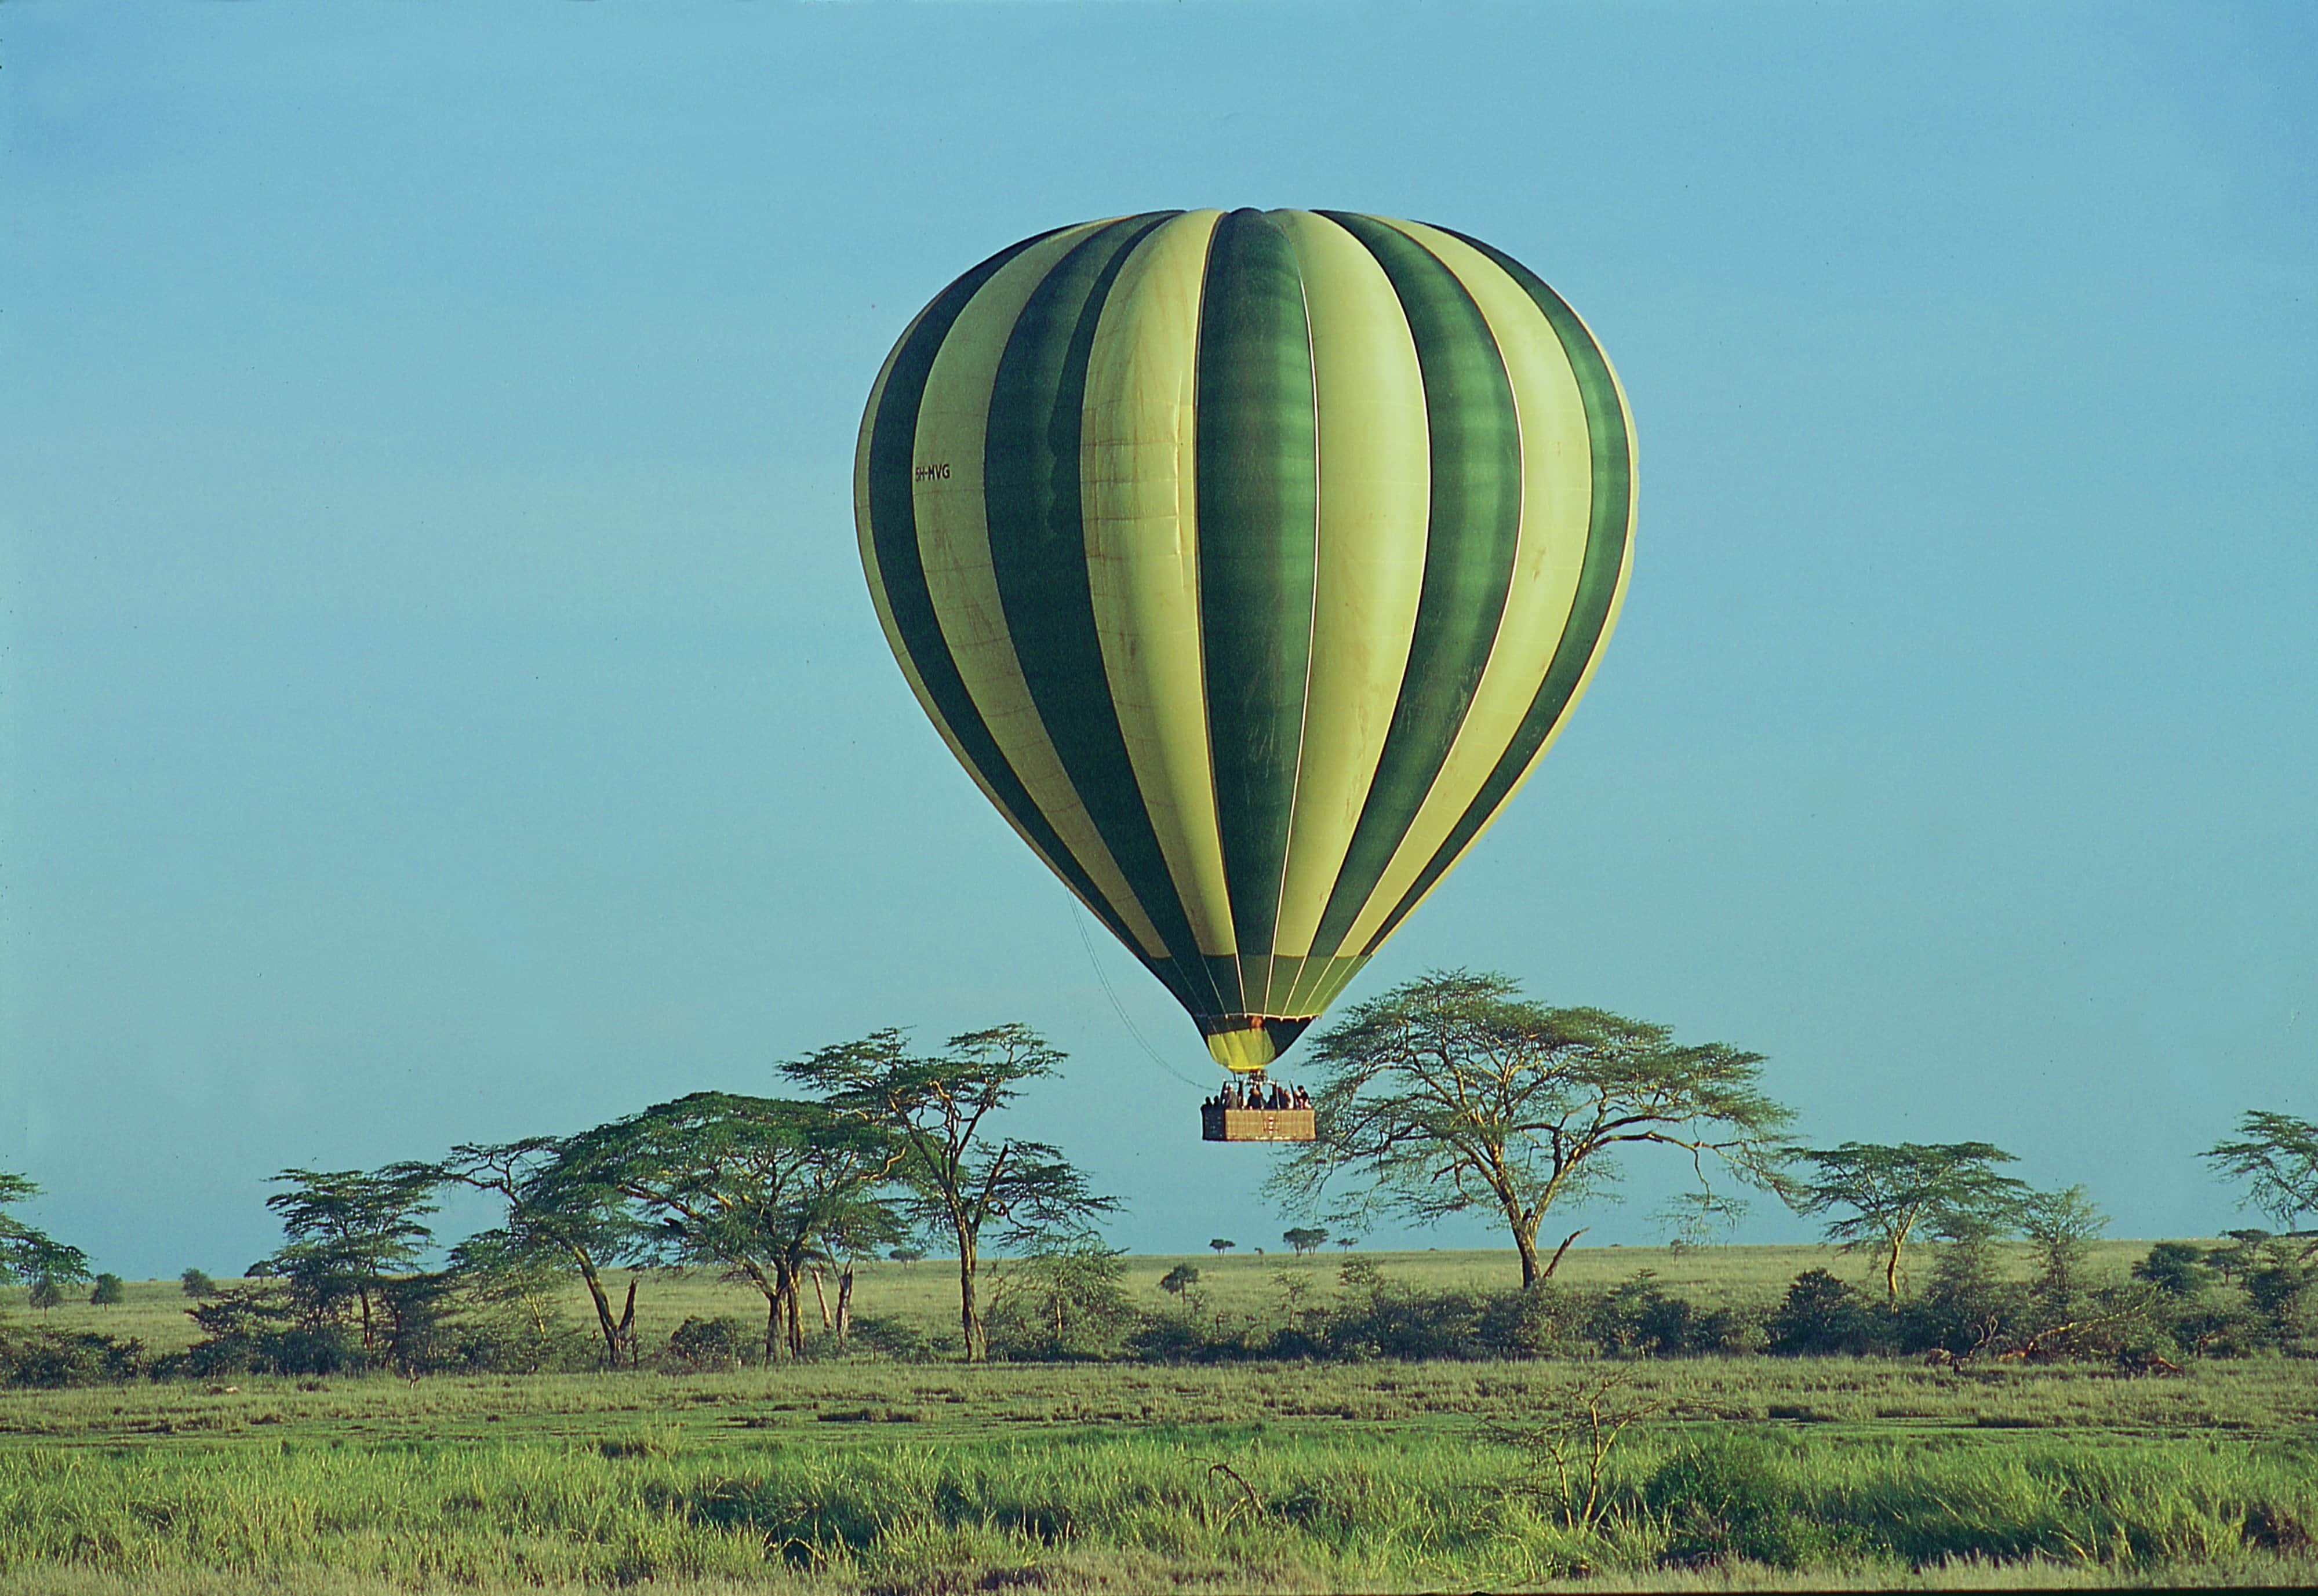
5 2 2312 1278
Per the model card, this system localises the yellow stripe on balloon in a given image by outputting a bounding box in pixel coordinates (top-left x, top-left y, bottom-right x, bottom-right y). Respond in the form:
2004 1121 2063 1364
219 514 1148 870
1263 210 1431 975
856 297 1121 935
1079 210 1241 979
1427 312 1639 856
911 225 1171 960
1332 218 1597 954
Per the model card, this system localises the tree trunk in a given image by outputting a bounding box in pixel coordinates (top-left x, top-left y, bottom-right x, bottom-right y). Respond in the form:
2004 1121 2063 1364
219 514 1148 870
1884 1241 1903 1302
835 1268 854 1346
958 1233 984 1362
573 1252 623 1369
785 1276 806 1357
810 1267 832 1329
616 1278 638 1368
1511 1213 1544 1289
768 1266 793 1360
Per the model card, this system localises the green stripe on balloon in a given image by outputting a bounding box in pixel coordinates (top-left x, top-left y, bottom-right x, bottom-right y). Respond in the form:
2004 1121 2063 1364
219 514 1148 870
1364 227 1634 953
1195 209 1320 984
862 229 1152 969
1305 211 1524 963
980 213 1224 1018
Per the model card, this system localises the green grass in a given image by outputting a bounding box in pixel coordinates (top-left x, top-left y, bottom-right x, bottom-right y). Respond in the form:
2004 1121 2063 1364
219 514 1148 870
0 1355 2313 1591
0 1240 2171 1359
4 1247 2310 1591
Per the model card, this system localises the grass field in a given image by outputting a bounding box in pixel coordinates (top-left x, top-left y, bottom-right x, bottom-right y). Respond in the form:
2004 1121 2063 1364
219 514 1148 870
0 1357 2313 1591
0 1240 2171 1358
3 1245 2312 1593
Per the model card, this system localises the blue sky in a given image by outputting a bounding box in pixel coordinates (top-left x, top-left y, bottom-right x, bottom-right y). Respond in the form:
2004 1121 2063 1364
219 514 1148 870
5 2 2312 1277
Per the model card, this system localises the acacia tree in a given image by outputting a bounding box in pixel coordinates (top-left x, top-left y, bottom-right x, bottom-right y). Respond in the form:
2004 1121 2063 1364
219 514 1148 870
2204 1111 2318 1253
563 1093 901 1361
1267 972 1794 1288
433 1138 649 1369
1 1173 91 1303
261 1165 440 1350
785 1025 1115 1362
1791 1142 2028 1301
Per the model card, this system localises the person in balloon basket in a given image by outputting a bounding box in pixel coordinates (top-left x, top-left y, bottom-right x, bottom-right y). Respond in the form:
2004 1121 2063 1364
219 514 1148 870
1205 1079 1309 1113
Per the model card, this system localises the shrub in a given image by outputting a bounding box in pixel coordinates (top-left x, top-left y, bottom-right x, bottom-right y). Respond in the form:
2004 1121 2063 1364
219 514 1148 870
1588 1273 1753 1357
987 1245 1138 1361
1469 1282 1584 1358
182 1284 364 1376
665 1315 754 1372
88 1273 126 1306
0 1328 147 1388
180 1268 217 1298
1124 1313 1215 1362
1767 1269 1872 1356
847 1313 935 1362
2243 1244 2315 1349
2133 1241 2213 1296
27 1276 65 1310
446 1306 596 1375
1903 1235 2028 1354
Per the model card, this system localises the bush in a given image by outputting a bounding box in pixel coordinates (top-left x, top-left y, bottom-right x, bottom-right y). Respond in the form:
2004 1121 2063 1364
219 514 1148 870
2133 1241 2213 1296
88 1273 126 1306
1469 1282 1584 1358
1 1328 148 1388
847 1313 936 1362
445 1306 597 1375
180 1268 216 1298
1902 1236 2028 1355
1588 1273 1753 1357
987 1245 1139 1361
2243 1244 2315 1349
1766 1269 1875 1356
665 1315 755 1371
181 1284 364 1377
26 1276 65 1310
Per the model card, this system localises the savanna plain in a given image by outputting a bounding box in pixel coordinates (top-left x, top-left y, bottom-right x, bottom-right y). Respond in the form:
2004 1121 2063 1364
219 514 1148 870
3 1245 2315 1595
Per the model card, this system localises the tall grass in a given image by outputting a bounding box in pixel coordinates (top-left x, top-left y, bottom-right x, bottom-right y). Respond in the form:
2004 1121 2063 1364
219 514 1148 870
0 1415 2310 1591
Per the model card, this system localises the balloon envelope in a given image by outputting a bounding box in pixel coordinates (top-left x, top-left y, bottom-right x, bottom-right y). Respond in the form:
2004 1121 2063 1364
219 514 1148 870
856 209 1635 1072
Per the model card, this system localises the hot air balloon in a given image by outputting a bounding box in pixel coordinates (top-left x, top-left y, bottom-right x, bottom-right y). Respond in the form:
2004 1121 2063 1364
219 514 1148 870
855 209 1633 1136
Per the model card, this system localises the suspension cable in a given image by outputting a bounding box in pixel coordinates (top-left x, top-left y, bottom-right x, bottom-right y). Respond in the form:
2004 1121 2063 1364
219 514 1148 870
1068 902 1208 1088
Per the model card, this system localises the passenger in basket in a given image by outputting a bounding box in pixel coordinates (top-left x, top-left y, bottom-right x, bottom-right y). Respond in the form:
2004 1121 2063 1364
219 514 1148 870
1291 1085 1312 1110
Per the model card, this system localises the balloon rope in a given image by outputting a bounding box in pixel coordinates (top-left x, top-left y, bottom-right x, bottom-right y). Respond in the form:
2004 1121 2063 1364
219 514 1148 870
1067 902 1208 1088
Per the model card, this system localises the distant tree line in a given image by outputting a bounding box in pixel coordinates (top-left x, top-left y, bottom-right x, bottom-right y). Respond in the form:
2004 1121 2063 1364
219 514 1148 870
2 973 2313 1386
